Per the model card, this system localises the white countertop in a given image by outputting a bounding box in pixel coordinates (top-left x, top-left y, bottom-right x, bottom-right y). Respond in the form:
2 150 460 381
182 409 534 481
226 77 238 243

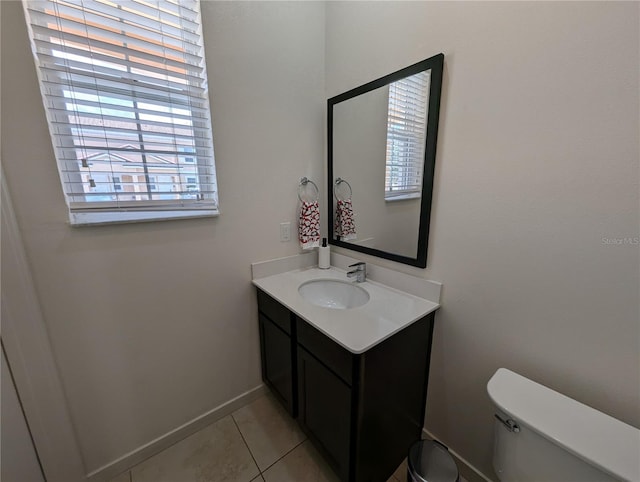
252 267 440 354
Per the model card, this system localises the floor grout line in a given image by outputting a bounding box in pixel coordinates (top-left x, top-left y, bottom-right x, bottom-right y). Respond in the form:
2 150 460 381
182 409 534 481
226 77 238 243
121 413 238 482
120 394 312 482
231 391 310 479
230 412 262 479
257 436 307 475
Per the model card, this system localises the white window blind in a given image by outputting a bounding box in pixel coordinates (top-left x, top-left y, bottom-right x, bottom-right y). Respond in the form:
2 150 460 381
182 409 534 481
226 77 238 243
384 71 430 200
22 0 219 224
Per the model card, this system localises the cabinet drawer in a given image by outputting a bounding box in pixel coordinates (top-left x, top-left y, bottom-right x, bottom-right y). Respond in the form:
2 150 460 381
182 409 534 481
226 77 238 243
258 290 292 334
297 317 353 386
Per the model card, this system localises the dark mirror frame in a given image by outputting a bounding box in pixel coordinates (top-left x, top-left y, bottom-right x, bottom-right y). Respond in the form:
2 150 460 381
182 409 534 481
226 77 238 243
328 53 444 268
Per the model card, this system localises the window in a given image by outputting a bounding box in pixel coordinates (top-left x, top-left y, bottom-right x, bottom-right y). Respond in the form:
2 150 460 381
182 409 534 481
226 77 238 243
384 71 430 201
23 0 219 225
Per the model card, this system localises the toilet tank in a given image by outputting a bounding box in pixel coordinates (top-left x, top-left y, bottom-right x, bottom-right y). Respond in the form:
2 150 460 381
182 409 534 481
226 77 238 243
487 368 640 482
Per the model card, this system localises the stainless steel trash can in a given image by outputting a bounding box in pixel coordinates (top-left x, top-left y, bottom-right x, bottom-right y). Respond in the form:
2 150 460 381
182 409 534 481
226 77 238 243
407 439 460 482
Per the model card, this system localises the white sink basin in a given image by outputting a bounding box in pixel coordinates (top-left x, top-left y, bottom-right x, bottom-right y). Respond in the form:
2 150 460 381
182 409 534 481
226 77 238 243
298 279 370 309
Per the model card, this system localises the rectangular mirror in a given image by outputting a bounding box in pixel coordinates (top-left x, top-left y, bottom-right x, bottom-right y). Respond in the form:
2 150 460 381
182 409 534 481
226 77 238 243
328 53 444 268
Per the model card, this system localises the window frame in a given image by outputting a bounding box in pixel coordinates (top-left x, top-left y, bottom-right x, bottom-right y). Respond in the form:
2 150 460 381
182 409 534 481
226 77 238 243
22 0 219 226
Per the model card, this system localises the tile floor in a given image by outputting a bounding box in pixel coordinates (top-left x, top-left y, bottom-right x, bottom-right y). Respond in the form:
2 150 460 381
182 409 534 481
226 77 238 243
108 391 410 482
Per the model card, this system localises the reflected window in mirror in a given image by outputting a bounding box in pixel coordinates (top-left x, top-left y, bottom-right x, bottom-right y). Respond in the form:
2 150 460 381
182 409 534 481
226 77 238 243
385 71 429 201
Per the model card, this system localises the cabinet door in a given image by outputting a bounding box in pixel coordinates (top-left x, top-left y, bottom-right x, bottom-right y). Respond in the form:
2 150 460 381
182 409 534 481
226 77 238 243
259 313 295 415
298 347 351 481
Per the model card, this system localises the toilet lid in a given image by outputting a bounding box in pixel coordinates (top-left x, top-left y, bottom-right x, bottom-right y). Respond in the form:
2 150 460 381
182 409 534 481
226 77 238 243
408 440 459 482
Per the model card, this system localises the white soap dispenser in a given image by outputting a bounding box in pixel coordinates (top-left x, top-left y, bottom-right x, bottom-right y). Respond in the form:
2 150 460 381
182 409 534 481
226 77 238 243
318 238 330 269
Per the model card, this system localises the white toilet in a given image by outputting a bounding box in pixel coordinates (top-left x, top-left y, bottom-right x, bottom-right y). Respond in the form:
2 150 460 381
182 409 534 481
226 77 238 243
487 368 640 482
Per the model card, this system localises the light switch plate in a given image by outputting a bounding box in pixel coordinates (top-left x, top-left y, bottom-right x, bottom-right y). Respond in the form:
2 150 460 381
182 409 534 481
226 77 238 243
280 222 291 242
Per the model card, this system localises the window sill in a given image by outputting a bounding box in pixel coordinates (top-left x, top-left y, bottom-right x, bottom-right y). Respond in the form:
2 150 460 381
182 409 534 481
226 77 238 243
384 193 421 202
69 209 219 227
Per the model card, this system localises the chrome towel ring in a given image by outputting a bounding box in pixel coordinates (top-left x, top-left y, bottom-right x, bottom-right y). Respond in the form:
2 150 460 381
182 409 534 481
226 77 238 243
334 177 352 201
298 177 319 203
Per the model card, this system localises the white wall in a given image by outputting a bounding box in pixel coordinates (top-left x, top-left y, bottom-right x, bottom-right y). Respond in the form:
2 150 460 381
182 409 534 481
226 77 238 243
1 0 325 474
326 1 639 478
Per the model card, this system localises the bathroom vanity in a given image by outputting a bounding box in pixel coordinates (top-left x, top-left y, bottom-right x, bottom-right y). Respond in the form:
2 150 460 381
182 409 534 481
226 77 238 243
252 53 445 481
253 265 440 482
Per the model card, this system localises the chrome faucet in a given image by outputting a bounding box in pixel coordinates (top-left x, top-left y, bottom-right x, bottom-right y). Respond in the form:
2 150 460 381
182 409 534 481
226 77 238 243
347 262 366 283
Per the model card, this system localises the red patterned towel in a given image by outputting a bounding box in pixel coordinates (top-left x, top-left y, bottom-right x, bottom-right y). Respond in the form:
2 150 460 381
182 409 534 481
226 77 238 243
335 199 356 241
299 200 320 249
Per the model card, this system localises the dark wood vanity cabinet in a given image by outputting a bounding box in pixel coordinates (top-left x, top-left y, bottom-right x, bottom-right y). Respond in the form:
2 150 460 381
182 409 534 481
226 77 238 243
257 289 435 482
257 290 297 416
298 345 353 479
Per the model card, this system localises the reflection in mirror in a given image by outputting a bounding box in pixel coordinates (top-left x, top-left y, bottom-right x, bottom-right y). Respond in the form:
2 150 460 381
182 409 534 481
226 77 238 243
328 54 444 268
385 71 429 201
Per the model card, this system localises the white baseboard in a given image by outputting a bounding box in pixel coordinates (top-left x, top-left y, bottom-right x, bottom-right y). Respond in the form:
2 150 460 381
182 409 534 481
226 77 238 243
87 384 268 482
422 428 494 482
